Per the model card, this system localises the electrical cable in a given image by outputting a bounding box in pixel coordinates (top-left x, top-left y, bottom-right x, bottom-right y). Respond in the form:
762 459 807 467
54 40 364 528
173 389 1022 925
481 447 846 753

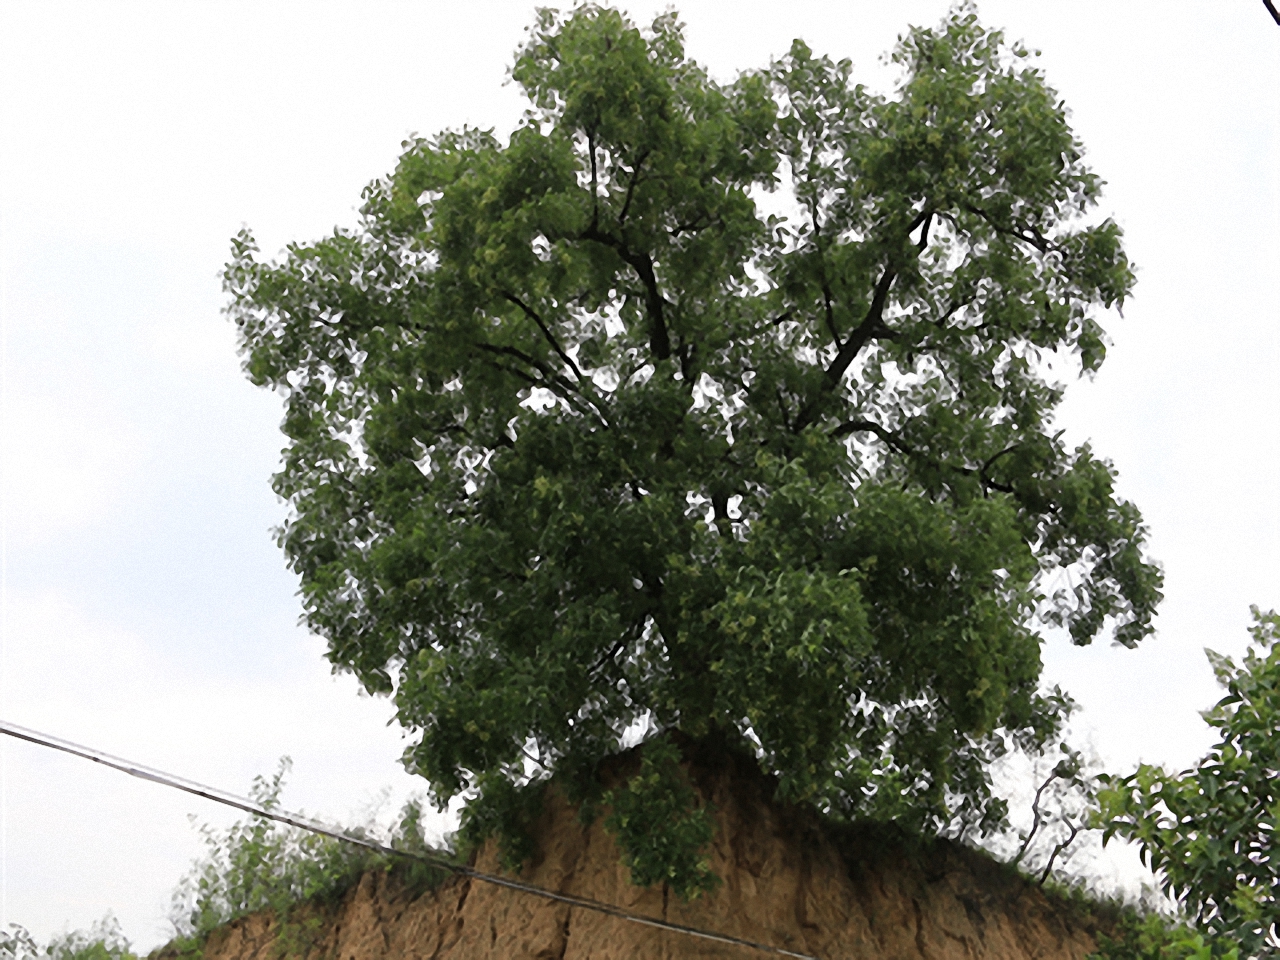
0 719 819 960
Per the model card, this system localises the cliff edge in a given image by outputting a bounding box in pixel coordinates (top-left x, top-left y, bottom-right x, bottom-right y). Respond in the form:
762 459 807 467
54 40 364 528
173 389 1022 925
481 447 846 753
180 747 1107 960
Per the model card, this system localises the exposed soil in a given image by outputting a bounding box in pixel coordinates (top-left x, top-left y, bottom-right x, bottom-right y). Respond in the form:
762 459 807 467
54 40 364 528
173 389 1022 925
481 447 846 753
176 744 1110 960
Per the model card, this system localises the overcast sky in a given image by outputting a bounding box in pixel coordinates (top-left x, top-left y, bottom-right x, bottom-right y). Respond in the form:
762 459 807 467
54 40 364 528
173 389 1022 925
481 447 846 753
1 1 1276 951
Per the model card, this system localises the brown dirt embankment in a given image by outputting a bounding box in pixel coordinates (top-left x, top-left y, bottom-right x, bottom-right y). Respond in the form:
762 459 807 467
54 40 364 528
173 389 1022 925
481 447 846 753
180 745 1109 960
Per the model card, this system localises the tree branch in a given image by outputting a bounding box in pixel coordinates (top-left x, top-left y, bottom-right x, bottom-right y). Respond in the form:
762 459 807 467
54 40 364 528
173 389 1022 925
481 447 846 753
1038 820 1080 885
501 292 586 381
791 265 897 432
806 201 844 351
588 130 600 231
830 418 912 456
617 150 651 229
488 299 615 427
819 204 931 392
1012 766 1061 867
775 387 794 432
580 225 671 360
916 211 934 252
677 338 694 383
978 445 1019 494
821 281 842 350
1266 0 1280 26
473 344 603 424
962 203 1054 253
587 633 631 679
832 420 1018 496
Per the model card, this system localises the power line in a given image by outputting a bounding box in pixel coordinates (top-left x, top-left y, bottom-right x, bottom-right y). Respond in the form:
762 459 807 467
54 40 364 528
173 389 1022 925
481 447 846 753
0 719 819 960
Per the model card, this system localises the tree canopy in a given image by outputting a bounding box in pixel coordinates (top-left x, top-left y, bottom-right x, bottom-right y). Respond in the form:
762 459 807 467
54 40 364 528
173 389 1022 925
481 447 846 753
227 4 1162 891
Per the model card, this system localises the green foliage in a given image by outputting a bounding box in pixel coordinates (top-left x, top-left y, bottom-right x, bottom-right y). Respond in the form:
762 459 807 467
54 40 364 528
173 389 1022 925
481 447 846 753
604 739 718 898
170 759 366 943
2 917 137 960
227 3 1160 888
1089 911 1242 960
455 769 545 873
0 925 38 960
169 759 446 955
1097 608 1280 955
389 797 459 893
43 918 137 960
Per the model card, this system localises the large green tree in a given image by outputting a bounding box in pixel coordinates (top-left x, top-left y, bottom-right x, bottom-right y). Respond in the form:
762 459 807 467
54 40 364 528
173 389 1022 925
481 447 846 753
228 4 1161 890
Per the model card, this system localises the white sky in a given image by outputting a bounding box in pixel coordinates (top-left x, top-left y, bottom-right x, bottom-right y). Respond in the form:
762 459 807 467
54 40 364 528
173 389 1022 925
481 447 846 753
1 1 1276 951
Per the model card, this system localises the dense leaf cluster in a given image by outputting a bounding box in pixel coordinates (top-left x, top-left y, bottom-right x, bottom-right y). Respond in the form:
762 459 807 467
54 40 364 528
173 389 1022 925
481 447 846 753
1088 912 1242 960
602 739 718 895
1098 609 1280 956
227 5 1161 891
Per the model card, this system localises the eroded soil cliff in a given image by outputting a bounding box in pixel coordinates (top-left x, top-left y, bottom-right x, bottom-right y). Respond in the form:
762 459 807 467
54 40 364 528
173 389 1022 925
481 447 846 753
183 747 1107 960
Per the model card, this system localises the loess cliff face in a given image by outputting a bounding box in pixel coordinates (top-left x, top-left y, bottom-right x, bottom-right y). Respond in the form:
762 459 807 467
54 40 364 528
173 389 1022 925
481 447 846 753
186 746 1106 960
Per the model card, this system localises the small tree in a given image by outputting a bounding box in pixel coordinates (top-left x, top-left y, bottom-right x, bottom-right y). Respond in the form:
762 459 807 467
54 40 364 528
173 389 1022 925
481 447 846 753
1098 608 1280 956
228 4 1161 893
1 917 138 960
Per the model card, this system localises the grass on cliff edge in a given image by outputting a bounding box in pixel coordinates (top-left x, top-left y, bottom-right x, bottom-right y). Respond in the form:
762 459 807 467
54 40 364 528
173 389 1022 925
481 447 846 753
0 755 1225 960
154 752 1226 960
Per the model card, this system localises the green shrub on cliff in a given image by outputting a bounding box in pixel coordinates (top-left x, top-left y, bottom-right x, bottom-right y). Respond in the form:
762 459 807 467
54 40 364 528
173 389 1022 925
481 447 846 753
168 759 448 952
1089 911 1242 960
1 917 137 960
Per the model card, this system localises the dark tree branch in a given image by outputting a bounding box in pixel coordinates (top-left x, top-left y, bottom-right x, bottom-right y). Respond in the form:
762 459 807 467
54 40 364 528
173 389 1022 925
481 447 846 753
588 631 632 678
830 418 913 457
816 208 933 392
962 203 1054 253
431 422 471 439
677 338 693 383
1012 766 1061 867
775 387 794 432
832 264 896 383
478 356 542 391
833 419 1018 496
803 202 845 351
821 281 842 350
669 213 715 238
910 296 987 355
916 211 934 252
501 292 586 381
978 445 1019 494
521 746 550 771
933 297 968 330
710 490 733 537
789 266 897 434
580 225 671 360
790 207 935 433
490 297 615 426
1037 820 1081 885
617 150 650 229
588 130 600 231
619 355 652 389
739 311 793 338
1266 0 1280 26
474 345 602 424
474 340 551 376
